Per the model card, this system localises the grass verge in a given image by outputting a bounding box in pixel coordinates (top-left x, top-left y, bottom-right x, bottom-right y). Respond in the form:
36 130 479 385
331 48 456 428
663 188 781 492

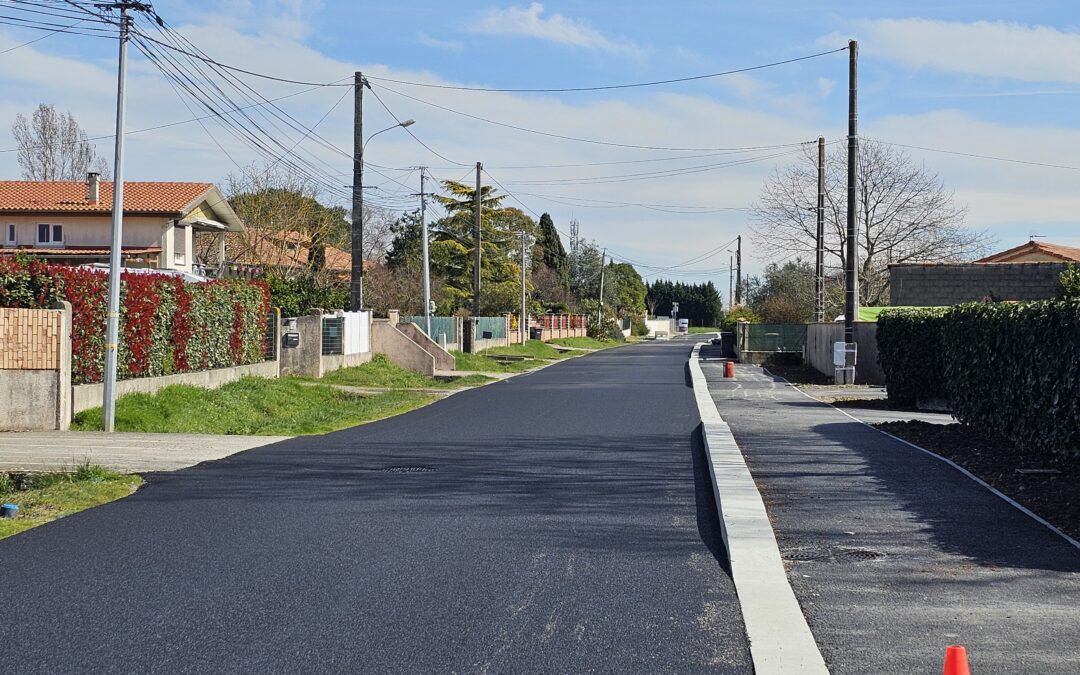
0 465 142 541
688 326 720 334
547 337 620 350
71 377 437 436
320 354 493 389
453 351 540 373
484 341 569 359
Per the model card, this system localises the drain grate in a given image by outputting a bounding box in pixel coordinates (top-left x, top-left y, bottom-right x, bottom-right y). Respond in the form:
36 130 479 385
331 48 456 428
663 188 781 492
378 466 437 473
783 546 885 563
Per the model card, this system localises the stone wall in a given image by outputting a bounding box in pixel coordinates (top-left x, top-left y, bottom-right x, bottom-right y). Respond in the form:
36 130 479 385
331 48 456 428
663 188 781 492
889 262 1067 306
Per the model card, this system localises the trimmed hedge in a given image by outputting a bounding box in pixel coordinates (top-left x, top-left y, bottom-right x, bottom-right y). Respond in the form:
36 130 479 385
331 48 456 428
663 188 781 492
877 307 949 405
0 258 270 384
943 301 1080 459
878 300 1080 459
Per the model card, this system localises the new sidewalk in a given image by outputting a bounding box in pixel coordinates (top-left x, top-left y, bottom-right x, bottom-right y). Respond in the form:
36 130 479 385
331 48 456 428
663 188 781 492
700 354 1080 674
0 432 289 472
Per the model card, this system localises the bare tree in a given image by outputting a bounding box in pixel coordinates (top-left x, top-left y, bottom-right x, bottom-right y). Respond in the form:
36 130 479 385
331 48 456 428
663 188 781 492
750 139 993 306
11 104 110 180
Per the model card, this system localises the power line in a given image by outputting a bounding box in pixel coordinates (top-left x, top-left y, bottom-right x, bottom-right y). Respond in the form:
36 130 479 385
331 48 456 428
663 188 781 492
365 47 848 93
870 137 1080 172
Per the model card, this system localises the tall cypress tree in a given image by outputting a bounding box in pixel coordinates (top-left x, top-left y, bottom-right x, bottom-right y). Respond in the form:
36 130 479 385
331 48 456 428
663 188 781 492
535 213 567 274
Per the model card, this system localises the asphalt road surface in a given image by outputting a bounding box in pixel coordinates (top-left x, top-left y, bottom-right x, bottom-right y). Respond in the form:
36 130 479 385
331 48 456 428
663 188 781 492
0 338 752 674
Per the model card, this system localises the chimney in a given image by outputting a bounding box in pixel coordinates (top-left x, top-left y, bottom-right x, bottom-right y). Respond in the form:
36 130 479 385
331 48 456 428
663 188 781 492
87 172 100 204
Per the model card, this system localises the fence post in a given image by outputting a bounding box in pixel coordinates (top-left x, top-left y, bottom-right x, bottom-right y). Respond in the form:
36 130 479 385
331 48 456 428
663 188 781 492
56 301 72 430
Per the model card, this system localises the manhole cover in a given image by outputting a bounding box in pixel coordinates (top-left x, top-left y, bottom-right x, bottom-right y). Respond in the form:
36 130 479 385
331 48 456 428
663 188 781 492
783 546 885 563
379 466 437 473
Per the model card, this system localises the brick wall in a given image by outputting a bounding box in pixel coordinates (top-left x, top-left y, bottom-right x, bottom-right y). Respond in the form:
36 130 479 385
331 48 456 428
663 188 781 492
0 307 61 370
889 262 1068 306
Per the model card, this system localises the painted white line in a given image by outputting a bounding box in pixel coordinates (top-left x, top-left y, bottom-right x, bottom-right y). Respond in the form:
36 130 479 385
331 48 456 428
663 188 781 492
689 344 829 675
763 368 1080 553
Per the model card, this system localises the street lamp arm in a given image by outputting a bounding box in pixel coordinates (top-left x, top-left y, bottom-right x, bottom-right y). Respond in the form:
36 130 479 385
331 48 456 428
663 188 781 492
363 119 416 151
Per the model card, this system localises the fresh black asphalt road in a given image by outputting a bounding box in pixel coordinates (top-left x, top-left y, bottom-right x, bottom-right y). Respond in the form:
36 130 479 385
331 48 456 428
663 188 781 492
0 339 752 674
700 355 1080 674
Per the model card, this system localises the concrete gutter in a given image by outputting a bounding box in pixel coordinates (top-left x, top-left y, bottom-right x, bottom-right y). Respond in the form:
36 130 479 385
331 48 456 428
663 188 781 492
689 343 829 674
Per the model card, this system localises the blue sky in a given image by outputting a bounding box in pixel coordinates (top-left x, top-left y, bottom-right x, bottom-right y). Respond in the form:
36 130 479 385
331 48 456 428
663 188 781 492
3 1 1080 286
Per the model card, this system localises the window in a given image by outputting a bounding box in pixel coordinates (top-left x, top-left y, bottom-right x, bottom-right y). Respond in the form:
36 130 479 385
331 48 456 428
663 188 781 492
4 224 14 246
36 223 63 246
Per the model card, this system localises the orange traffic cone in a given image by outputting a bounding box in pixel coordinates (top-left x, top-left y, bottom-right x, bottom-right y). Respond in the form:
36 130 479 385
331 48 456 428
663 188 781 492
943 645 970 675
724 361 735 378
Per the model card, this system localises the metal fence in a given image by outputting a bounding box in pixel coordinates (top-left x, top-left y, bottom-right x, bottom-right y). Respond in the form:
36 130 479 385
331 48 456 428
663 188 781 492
737 323 806 352
402 315 457 343
476 316 506 339
264 310 278 361
321 316 344 355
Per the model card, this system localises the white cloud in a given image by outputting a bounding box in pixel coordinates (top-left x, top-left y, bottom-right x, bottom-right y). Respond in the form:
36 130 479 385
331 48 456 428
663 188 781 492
475 3 645 59
816 78 835 98
827 19 1080 84
417 32 464 53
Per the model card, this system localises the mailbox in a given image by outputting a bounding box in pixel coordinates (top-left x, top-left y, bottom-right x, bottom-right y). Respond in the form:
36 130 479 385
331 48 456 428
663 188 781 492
283 332 300 348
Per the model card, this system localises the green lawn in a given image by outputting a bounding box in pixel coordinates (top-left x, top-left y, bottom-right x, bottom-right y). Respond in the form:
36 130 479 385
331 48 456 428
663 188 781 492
688 326 720 334
484 341 569 359
71 377 437 436
0 466 142 540
547 336 621 350
320 354 493 389
452 350 541 373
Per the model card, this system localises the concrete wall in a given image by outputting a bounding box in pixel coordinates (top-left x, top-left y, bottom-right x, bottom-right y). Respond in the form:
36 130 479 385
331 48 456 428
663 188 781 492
889 262 1068 306
0 304 70 431
805 322 884 385
279 313 323 378
396 322 455 371
646 318 674 337
73 360 279 414
320 352 373 374
372 320 436 376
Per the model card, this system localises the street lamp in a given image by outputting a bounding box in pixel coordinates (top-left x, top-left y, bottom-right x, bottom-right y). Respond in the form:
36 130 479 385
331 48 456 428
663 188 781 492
351 118 416 310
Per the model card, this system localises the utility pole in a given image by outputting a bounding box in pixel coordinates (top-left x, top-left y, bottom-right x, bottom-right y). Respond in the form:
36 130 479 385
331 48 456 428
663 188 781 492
598 248 606 325
350 71 365 311
418 168 431 337
473 161 482 317
728 255 734 310
735 235 742 305
845 40 859 343
102 1 142 432
520 229 527 343
815 135 825 323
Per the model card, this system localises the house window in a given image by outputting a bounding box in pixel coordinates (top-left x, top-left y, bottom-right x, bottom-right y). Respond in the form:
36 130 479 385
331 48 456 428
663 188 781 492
4 224 14 246
36 223 63 246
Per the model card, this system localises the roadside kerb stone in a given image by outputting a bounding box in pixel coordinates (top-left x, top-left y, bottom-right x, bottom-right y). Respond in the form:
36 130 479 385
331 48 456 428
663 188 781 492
689 343 828 674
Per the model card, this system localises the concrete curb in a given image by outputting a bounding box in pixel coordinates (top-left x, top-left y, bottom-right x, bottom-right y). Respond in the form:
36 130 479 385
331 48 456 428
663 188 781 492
689 344 829 675
767 370 1080 553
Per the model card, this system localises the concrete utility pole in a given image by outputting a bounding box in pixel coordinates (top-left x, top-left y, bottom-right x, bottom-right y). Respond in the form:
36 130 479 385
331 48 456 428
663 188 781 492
419 168 431 337
735 235 742 305
473 161 482 317
598 248 606 325
845 40 859 342
728 254 734 310
102 1 142 432
520 229 527 343
350 71 365 311
815 135 826 323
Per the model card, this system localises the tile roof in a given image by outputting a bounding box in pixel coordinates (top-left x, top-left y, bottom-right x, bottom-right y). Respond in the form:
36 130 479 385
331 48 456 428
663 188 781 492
977 240 1080 263
0 181 214 214
0 246 161 256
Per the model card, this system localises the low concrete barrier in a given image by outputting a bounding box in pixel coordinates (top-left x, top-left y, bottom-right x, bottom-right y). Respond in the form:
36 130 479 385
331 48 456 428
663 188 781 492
73 360 280 414
396 322 455 371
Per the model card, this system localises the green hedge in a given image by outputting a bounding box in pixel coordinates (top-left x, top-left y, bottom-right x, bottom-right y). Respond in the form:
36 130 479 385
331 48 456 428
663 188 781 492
943 301 1080 459
877 308 949 405
878 300 1080 459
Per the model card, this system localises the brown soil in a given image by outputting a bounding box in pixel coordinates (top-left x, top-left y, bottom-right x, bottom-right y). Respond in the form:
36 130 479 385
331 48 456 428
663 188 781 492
876 421 1080 542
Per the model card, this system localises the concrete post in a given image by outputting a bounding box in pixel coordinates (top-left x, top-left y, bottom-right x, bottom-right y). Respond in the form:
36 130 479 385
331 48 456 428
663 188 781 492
55 301 72 430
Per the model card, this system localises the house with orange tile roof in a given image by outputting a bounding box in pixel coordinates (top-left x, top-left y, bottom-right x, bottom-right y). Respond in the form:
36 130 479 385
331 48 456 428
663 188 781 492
0 173 243 273
975 240 1080 264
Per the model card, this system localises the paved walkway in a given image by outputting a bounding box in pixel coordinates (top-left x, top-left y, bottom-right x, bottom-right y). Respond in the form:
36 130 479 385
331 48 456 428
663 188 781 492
700 352 1080 674
0 432 289 472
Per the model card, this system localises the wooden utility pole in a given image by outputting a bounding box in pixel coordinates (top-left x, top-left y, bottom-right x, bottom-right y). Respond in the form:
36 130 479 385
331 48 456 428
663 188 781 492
520 229 527 343
815 135 825 323
473 161 482 317
419 168 431 337
598 249 606 325
845 40 859 342
350 71 364 311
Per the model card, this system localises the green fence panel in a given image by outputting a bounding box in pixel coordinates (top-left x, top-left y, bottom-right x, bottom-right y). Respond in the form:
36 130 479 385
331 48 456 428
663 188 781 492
476 316 506 339
742 324 806 352
402 316 457 343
